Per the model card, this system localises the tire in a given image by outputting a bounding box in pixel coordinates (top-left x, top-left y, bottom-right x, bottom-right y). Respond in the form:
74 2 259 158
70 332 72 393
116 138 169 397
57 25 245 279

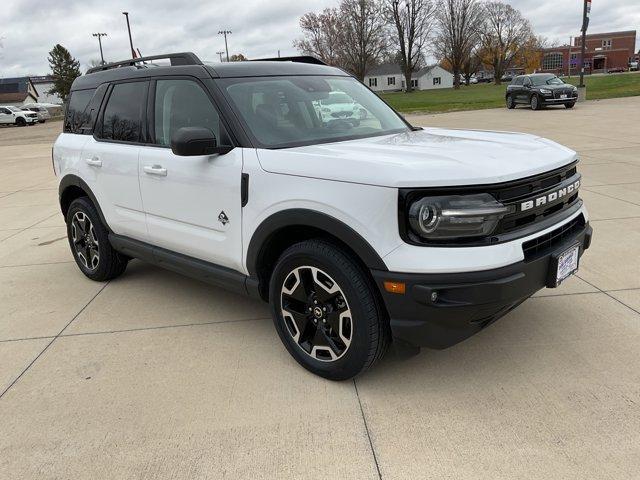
565 102 575 109
269 239 390 380
506 95 516 109
65 197 128 281
15 117 26 127
530 95 542 110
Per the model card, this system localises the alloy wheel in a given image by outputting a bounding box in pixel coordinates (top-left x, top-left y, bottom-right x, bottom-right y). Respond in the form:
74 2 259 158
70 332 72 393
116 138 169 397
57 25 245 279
71 211 100 270
280 266 353 362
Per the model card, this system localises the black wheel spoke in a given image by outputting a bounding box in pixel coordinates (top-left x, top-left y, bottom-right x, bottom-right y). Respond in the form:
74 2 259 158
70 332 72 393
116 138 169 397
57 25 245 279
280 265 352 362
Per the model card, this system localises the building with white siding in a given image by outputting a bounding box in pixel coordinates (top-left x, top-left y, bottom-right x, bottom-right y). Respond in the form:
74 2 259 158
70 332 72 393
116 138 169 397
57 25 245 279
364 64 454 93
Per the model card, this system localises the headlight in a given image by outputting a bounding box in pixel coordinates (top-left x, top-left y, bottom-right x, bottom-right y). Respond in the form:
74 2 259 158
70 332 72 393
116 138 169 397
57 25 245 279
408 194 511 240
539 88 552 94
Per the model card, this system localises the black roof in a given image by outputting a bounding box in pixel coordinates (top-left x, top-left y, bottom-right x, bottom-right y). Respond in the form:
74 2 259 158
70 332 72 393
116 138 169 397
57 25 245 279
73 52 348 91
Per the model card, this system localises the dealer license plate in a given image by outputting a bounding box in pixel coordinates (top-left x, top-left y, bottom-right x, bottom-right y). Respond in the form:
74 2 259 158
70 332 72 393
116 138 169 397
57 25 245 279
556 243 580 285
560 94 568 99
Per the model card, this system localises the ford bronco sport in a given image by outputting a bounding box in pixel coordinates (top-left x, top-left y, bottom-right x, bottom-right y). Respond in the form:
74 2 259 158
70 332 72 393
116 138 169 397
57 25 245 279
54 53 592 380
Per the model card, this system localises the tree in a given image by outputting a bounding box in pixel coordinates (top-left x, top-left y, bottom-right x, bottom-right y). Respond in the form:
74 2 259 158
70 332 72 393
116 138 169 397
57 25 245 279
386 0 436 93
434 0 483 89
294 8 345 67
47 44 81 102
478 1 534 85
229 53 248 62
339 0 389 81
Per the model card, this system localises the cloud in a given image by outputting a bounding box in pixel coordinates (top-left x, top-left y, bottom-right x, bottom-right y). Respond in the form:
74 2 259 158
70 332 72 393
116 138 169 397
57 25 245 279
0 0 637 76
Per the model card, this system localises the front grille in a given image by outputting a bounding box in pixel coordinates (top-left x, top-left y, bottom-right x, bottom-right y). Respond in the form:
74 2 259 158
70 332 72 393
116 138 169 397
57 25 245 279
398 161 582 246
522 214 585 260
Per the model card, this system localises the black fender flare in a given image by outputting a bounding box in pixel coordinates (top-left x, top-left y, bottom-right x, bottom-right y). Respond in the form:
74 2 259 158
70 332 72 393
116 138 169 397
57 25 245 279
246 209 388 276
58 174 110 229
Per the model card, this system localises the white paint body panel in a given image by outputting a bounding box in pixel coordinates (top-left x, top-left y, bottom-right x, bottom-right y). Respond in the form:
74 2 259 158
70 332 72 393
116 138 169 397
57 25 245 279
256 128 577 188
138 145 244 271
55 124 587 277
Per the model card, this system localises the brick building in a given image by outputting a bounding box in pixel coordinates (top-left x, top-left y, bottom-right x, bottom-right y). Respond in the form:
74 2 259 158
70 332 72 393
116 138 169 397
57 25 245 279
540 30 637 75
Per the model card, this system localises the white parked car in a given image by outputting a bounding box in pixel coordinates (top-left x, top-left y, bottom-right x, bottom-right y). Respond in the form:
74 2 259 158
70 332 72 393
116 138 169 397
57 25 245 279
21 104 51 123
0 105 38 126
53 53 592 380
314 91 361 126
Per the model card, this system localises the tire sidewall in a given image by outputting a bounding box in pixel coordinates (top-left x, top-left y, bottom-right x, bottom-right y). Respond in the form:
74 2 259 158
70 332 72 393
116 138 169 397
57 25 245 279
269 244 378 380
506 95 514 109
531 95 539 110
66 197 111 280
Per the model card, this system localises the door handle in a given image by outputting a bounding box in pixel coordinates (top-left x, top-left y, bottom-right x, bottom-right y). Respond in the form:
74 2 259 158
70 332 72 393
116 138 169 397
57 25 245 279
85 157 102 167
143 165 168 176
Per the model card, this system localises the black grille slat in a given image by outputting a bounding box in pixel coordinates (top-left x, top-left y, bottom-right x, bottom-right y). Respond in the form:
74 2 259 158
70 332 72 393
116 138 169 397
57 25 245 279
522 215 585 260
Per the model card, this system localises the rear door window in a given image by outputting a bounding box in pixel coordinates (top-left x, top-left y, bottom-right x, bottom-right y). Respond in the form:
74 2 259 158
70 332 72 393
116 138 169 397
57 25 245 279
98 81 148 143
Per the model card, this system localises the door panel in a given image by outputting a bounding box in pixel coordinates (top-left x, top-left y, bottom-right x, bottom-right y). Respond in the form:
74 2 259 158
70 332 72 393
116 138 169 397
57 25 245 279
139 78 243 271
81 137 146 240
139 146 244 271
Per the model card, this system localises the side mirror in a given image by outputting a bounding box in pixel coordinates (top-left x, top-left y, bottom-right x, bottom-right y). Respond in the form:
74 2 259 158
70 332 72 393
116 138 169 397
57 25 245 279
170 127 233 156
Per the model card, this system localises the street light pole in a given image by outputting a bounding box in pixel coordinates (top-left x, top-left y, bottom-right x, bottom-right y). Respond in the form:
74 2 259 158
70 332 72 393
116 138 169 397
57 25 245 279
216 51 225 62
122 11 136 59
218 30 232 62
579 0 591 88
92 33 107 65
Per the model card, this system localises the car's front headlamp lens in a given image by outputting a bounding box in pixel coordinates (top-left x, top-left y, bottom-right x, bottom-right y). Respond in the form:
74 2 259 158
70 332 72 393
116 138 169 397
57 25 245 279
540 88 552 94
408 194 511 240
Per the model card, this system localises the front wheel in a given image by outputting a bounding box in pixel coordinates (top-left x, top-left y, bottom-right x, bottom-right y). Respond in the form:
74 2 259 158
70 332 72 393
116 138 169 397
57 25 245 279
530 95 542 110
565 102 575 109
506 95 516 109
269 240 389 380
15 117 26 127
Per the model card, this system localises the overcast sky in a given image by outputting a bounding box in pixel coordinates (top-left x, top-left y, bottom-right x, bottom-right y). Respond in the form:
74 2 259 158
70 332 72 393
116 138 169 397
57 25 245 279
0 0 638 76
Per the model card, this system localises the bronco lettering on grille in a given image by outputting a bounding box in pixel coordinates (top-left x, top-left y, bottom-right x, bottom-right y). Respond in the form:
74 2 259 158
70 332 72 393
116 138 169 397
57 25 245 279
520 179 580 211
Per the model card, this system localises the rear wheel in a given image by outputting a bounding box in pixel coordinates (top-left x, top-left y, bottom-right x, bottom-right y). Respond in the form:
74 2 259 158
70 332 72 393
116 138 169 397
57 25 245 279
66 197 128 281
506 95 516 109
269 240 389 380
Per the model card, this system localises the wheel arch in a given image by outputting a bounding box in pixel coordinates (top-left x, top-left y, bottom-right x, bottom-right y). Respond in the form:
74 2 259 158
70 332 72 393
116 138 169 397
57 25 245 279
246 209 388 301
59 175 110 229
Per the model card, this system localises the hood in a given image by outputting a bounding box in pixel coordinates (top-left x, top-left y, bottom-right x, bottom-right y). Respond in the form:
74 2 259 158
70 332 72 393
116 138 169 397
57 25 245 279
256 128 577 188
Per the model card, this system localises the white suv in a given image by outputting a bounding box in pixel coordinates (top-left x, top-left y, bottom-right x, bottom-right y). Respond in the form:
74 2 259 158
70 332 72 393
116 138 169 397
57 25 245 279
0 106 38 126
53 53 592 380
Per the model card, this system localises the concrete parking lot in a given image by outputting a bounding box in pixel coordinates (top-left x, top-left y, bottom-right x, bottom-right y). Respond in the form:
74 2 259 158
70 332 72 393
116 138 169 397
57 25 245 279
1 98 639 479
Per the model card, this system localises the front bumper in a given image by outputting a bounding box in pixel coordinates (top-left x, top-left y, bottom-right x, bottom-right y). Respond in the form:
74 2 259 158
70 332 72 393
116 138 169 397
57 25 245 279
541 93 578 104
372 221 592 350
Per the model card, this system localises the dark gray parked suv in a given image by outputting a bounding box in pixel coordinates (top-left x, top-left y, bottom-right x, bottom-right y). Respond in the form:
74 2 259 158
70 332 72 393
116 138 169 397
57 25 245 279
506 74 579 110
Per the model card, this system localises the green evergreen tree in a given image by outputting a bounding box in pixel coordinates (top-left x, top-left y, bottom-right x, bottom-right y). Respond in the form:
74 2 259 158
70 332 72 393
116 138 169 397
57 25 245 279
47 44 81 102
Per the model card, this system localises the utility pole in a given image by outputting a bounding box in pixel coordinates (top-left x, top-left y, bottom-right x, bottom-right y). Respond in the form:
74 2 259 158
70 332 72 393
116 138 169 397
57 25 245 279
122 11 136 59
579 0 591 88
92 33 107 65
218 30 232 62
216 51 225 62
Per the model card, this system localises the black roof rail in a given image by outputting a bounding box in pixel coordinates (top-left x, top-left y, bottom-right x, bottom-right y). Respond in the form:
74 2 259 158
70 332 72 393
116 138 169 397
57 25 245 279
250 56 327 66
86 52 203 75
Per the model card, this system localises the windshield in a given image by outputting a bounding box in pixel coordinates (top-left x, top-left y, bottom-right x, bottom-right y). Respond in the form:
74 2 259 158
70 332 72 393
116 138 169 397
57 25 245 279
7 106 21 112
219 76 409 148
532 75 565 86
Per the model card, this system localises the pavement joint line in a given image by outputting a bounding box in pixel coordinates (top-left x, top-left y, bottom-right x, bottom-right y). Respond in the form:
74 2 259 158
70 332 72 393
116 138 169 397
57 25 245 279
0 335 57 344
582 180 640 188
0 282 110 401
530 290 600 299
582 186 640 208
56 316 271 339
353 379 383 480
576 275 640 317
589 215 640 222
0 211 61 244
0 261 74 269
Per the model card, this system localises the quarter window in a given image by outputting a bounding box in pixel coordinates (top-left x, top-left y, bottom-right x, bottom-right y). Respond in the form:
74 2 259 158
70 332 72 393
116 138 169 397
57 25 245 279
64 89 96 134
99 82 147 142
153 79 221 146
